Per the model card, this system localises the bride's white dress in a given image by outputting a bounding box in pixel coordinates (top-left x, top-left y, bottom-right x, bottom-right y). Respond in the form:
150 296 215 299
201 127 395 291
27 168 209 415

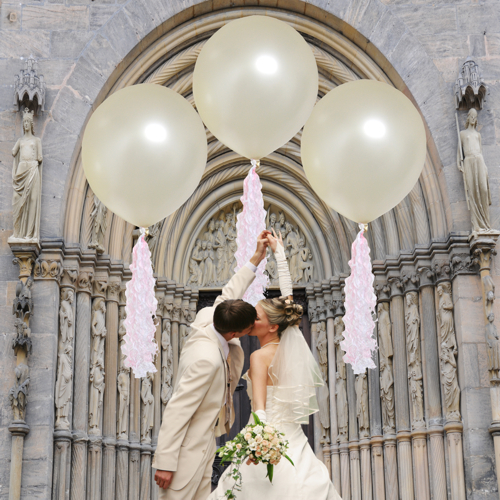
208 244 342 500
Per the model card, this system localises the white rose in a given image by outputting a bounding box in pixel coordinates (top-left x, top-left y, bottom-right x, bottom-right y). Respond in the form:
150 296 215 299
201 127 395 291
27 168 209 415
254 425 263 434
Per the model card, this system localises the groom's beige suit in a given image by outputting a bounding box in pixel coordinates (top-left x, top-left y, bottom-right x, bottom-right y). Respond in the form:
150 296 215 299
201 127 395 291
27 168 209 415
153 265 256 500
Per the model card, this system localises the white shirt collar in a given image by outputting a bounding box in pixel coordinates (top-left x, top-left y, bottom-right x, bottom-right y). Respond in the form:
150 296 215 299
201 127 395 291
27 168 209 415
212 324 229 359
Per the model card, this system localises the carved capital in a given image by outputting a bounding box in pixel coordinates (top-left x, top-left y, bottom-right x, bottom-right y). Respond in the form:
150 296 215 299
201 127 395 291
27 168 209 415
77 271 93 294
417 266 435 287
12 251 37 280
330 299 345 317
308 304 318 323
401 272 420 293
470 235 498 273
172 304 182 322
61 267 78 288
316 304 327 321
433 261 451 284
92 278 108 298
388 276 405 297
107 282 121 302
119 285 127 306
34 259 63 281
374 282 391 302
450 253 478 277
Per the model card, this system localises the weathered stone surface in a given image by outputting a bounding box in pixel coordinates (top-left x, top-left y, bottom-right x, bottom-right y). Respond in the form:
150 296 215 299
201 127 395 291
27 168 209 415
0 31 51 58
50 30 93 59
0 3 21 31
457 4 500 35
420 34 469 59
100 9 140 60
51 86 91 136
89 4 121 30
22 6 89 31
392 5 458 36
369 8 407 57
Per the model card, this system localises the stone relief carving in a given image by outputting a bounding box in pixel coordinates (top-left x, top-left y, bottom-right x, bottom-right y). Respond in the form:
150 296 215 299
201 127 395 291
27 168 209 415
89 298 106 434
355 372 369 438
55 289 74 430
117 371 129 439
436 283 461 421
9 363 30 421
161 322 174 409
13 317 32 354
378 302 395 434
405 292 425 428
8 108 42 244
482 275 500 379
189 203 315 286
147 221 162 257
34 259 62 280
77 271 93 293
88 195 108 254
334 316 348 442
14 56 45 113
457 109 498 238
141 373 154 443
455 57 487 111
118 306 128 372
316 321 330 443
12 278 33 322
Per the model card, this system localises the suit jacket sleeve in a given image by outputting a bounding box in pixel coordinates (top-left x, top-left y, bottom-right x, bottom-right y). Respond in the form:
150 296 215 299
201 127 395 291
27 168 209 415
153 354 218 472
191 265 256 329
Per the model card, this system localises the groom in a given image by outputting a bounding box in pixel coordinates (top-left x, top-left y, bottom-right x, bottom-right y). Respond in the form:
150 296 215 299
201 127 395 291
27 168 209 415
153 230 269 499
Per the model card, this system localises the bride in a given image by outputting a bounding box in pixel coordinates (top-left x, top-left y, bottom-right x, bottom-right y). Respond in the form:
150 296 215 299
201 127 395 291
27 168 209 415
209 230 341 499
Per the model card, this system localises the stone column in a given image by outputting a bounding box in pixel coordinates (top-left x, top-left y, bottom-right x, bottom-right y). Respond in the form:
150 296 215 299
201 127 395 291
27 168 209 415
129 374 141 499
179 288 191 354
171 285 183 382
417 265 447 500
435 261 466 500
388 275 413 500
53 265 78 500
347 364 361 500
88 273 109 500
71 263 94 500
102 274 121 500
402 271 430 500
116 280 131 500
8 245 39 500
140 371 154 500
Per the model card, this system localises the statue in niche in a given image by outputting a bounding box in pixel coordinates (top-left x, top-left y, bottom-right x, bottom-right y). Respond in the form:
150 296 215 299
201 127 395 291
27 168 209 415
55 343 73 429
440 342 461 421
9 108 42 244
408 365 424 426
9 363 30 421
457 108 495 237
214 219 227 284
118 306 128 371
13 277 33 321
91 298 107 364
334 316 348 441
188 239 203 286
59 289 74 344
316 322 330 442
316 322 328 381
89 363 105 432
265 248 278 285
437 283 458 351
484 274 495 318
405 292 421 367
89 195 108 254
355 372 369 438
298 239 314 283
378 302 395 433
141 373 154 443
161 322 174 407
486 313 500 380
117 370 129 438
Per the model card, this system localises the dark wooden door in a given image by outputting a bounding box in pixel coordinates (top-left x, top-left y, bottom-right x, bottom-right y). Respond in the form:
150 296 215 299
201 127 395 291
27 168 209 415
197 289 315 486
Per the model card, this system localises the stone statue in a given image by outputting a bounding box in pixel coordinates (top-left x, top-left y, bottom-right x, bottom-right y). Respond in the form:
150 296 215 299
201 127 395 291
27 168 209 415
141 373 154 443
118 306 128 371
59 289 74 344
188 239 203 285
89 363 105 432
13 277 33 321
9 108 42 244
55 344 73 429
9 363 30 421
267 211 277 233
316 321 330 441
265 248 278 285
161 322 174 407
13 317 32 354
203 218 216 245
378 302 395 433
484 274 495 318
284 223 300 282
117 370 129 438
437 283 458 351
204 241 216 286
355 372 369 438
275 211 286 238
405 292 420 367
298 239 314 283
316 322 328 381
408 365 424 426
334 316 348 440
89 195 107 254
214 220 227 284
440 342 461 421
89 298 106 433
457 108 494 236
486 313 500 379
91 298 107 364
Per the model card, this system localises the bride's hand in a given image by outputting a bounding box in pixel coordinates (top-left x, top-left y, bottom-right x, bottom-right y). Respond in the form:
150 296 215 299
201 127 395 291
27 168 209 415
267 228 283 253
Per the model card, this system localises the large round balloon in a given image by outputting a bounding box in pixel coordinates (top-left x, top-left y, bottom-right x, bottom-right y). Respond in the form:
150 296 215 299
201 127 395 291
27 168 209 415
82 84 207 228
193 15 318 160
301 80 426 224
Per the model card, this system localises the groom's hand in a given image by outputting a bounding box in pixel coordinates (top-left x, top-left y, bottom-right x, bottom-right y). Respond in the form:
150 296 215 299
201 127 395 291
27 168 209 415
155 470 173 490
250 230 270 267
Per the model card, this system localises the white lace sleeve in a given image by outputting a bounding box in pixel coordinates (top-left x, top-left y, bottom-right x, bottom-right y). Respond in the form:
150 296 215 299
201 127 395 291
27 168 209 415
274 243 293 297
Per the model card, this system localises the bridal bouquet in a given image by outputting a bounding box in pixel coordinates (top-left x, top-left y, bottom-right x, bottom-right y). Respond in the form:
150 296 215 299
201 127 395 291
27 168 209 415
216 412 294 499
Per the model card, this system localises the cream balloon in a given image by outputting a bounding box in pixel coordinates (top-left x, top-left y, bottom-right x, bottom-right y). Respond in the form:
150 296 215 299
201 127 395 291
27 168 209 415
82 84 207 228
193 15 318 160
301 80 427 224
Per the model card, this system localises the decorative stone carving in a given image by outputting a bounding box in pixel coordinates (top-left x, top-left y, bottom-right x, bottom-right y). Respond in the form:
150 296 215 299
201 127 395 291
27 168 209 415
436 283 461 421
89 195 108 254
378 302 395 433
77 271 93 293
161 322 174 408
450 253 478 276
14 56 45 113
486 313 500 380
34 259 62 280
89 298 106 434
334 316 348 441
118 306 128 372
316 321 330 442
55 289 74 430
189 240 204 285
457 109 498 238
9 363 30 421
455 57 487 111
265 248 279 285
93 279 108 298
161 297 174 320
13 318 32 354
355 372 369 438
62 267 78 287
484 274 495 318
8 108 42 244
117 371 129 438
141 373 154 443
172 304 182 322
12 278 33 321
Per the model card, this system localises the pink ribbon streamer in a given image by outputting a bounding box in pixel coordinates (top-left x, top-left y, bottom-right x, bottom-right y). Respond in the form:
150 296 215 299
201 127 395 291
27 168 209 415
123 228 158 378
235 161 269 306
341 225 377 374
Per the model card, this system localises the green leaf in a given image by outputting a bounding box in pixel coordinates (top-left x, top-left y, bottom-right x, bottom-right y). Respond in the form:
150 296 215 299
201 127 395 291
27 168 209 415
266 464 274 483
251 411 261 425
284 454 295 466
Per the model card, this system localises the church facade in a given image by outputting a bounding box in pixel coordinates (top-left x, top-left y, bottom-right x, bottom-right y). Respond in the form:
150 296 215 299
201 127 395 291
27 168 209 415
0 1 499 499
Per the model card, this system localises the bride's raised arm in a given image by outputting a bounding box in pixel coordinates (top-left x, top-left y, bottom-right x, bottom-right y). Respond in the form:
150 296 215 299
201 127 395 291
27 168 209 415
268 229 293 298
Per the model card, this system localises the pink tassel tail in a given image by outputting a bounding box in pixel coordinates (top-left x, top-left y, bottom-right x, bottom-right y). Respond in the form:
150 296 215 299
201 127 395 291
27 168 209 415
341 225 377 374
123 229 158 378
235 161 269 306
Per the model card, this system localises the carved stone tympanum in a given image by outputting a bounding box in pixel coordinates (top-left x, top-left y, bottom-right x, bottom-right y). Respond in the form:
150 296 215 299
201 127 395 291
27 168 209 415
9 108 42 245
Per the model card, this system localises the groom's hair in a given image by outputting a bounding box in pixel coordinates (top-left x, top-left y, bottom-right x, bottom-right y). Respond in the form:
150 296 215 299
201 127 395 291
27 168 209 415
214 300 257 334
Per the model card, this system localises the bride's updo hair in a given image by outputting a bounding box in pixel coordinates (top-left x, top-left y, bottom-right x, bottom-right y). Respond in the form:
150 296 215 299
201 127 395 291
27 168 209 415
258 297 303 338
